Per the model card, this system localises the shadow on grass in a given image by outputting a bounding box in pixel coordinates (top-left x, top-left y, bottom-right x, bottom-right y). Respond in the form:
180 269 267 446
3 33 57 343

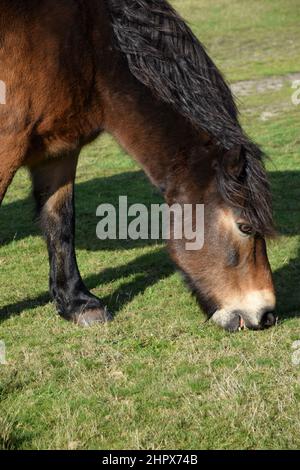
0 169 299 322
0 248 173 323
0 432 34 451
0 171 163 251
270 170 300 318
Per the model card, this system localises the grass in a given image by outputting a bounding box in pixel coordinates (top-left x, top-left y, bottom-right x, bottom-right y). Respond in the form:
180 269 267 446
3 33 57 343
173 0 300 81
0 0 300 450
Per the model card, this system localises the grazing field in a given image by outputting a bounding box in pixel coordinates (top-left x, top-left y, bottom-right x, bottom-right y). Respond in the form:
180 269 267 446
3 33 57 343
0 0 300 450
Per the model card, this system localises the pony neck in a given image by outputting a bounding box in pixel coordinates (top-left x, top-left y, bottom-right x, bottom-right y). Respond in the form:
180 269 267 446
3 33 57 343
103 79 207 195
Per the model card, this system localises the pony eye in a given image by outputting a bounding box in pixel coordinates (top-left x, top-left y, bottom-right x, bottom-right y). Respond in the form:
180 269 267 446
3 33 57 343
237 223 254 236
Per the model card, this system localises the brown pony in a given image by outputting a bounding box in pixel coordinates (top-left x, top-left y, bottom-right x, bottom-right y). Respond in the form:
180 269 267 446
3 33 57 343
0 0 276 331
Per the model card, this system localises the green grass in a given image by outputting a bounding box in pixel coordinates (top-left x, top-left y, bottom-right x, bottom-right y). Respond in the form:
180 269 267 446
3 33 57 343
0 0 300 450
173 0 300 81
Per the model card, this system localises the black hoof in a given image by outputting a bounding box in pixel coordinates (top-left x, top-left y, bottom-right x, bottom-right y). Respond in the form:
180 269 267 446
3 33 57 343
74 306 112 326
56 295 113 326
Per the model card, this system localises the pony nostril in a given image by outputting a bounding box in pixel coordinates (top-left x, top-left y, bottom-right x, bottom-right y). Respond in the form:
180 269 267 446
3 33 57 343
260 311 276 329
238 315 245 330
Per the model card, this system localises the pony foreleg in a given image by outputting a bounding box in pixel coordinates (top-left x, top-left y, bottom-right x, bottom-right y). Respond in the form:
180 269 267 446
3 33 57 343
30 152 111 326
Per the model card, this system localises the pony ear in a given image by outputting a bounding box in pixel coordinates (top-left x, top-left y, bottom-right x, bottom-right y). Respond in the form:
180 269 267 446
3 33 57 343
223 144 244 178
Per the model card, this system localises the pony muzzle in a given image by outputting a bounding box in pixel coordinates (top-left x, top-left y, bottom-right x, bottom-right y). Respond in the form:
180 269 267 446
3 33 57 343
210 290 276 332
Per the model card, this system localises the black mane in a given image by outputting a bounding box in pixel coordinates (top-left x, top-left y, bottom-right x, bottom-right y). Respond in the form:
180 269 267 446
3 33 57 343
106 0 274 235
